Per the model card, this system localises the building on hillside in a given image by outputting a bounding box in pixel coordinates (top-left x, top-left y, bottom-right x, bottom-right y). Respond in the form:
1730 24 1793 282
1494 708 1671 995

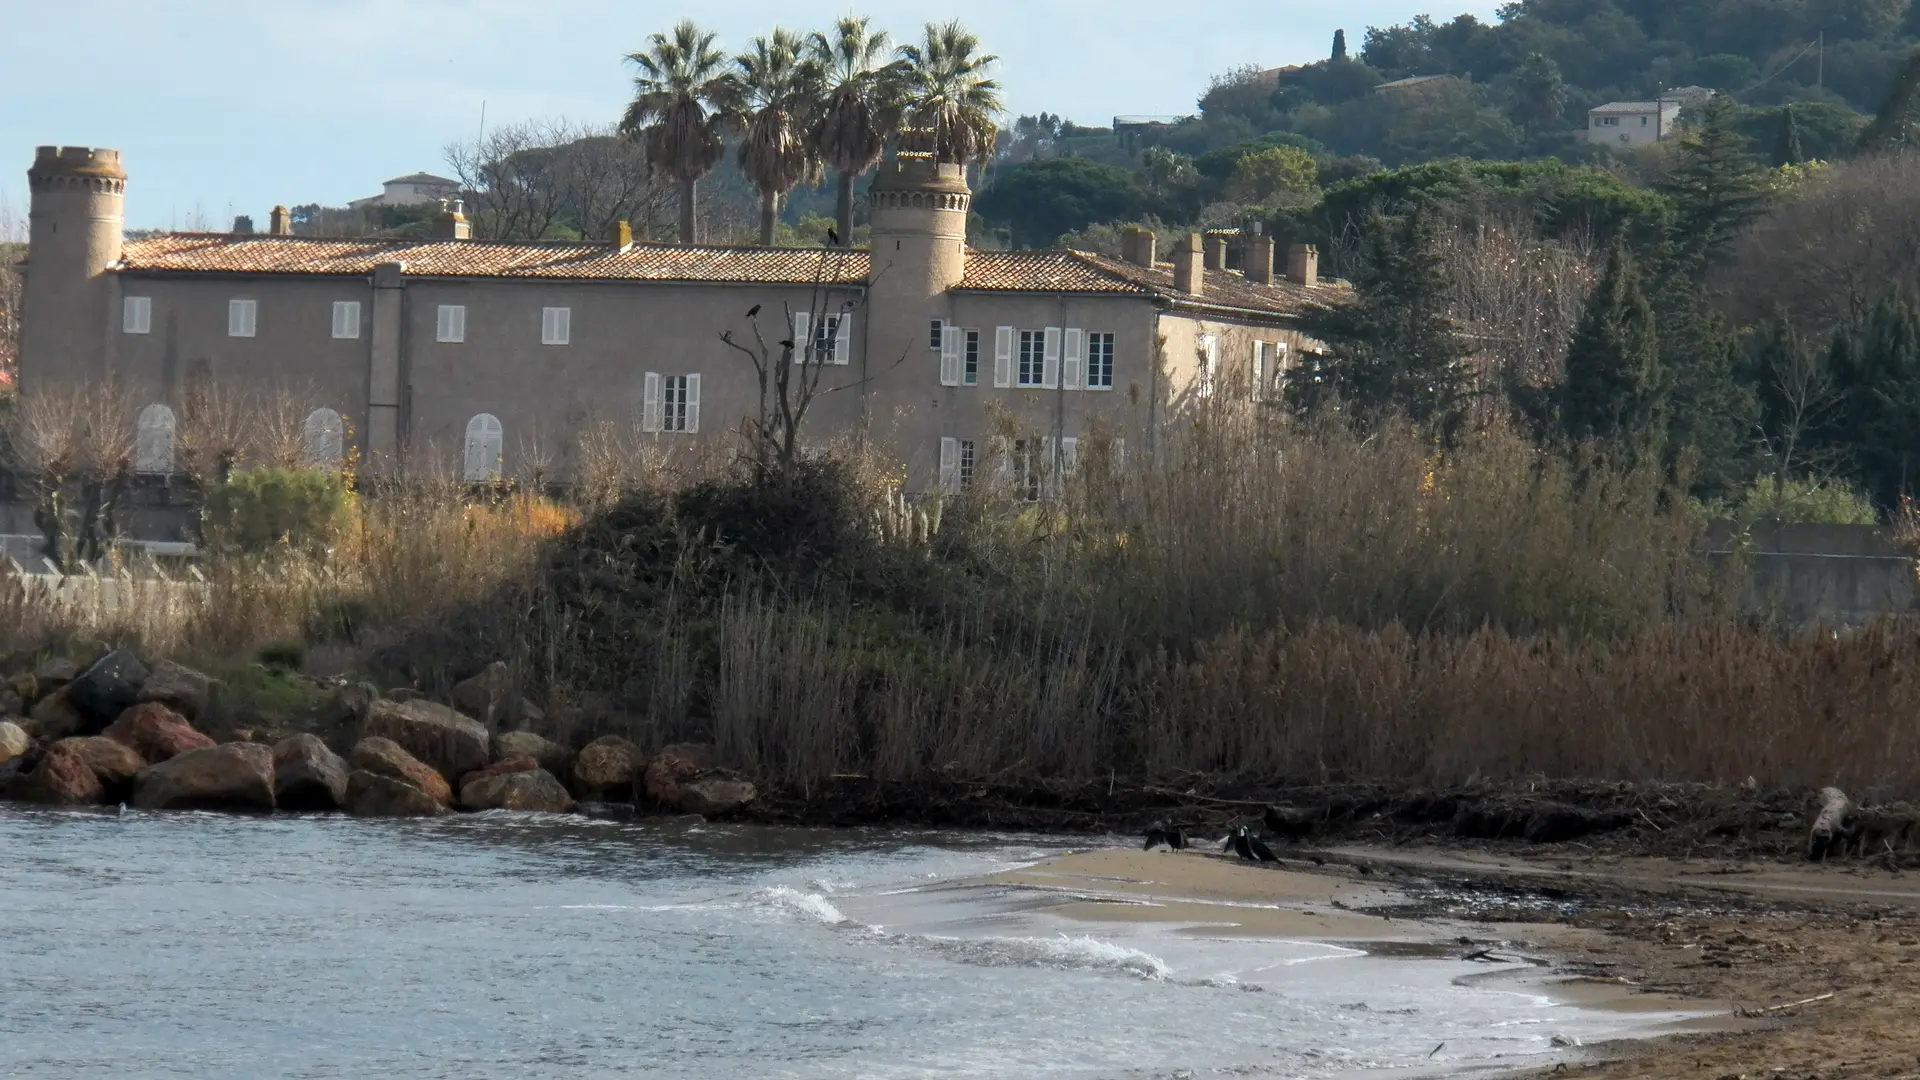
17 144 1342 502
1585 97 1688 147
348 172 459 210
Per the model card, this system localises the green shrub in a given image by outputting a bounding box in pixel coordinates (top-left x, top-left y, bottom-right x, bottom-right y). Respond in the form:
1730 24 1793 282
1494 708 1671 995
257 640 305 671
204 467 351 554
1697 475 1880 525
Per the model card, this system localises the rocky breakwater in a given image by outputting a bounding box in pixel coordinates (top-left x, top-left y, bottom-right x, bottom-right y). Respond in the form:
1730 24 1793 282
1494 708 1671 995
0 649 759 823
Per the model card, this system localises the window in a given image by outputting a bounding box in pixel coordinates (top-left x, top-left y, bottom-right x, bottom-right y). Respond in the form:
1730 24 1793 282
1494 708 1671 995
436 304 466 343
793 311 849 365
1018 330 1045 387
959 439 976 488
135 404 176 474
929 319 945 350
641 371 701 433
1600 116 1619 127
463 413 502 481
542 306 571 346
303 408 344 468
123 296 152 335
1198 333 1219 398
1640 116 1649 126
331 301 361 340
964 330 980 386
939 437 979 492
1086 333 1114 389
228 298 257 338
814 314 840 364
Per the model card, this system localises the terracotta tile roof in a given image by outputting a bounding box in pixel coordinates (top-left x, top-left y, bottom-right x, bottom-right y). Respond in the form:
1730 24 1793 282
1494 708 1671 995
959 249 1344 319
955 251 1154 295
118 234 870 285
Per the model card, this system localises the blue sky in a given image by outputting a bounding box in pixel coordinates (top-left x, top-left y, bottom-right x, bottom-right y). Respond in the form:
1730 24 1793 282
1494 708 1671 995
0 1 1499 231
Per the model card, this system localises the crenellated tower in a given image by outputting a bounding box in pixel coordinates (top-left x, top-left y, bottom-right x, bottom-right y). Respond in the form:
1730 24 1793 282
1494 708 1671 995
21 146 127 384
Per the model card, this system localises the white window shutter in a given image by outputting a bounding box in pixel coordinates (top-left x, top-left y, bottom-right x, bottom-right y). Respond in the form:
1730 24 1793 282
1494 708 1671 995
1042 327 1062 389
452 306 465 342
123 296 151 334
1042 436 1058 496
1200 334 1218 398
641 372 663 432
1251 341 1266 402
940 324 961 387
1060 437 1078 477
993 326 1014 388
792 311 810 364
1062 328 1084 390
834 314 852 365
685 373 701 433
939 437 958 491
993 435 1013 482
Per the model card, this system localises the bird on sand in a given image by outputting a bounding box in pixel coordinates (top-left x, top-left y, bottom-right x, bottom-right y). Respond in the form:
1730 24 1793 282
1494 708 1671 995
1142 824 1187 851
746 303 761 318
827 226 841 246
1231 825 1280 863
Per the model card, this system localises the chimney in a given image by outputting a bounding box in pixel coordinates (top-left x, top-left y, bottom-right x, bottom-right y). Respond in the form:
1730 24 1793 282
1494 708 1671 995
231 214 255 235
1173 232 1204 296
608 219 632 248
1204 232 1229 271
1121 225 1157 267
269 205 292 235
433 198 472 241
1245 229 1275 285
1287 243 1319 288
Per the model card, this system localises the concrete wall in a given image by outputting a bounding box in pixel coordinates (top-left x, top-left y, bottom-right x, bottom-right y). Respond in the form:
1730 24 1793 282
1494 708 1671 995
1705 522 1918 625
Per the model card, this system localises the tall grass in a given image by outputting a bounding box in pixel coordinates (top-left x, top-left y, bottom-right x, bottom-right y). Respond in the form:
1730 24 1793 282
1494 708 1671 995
9 408 1913 795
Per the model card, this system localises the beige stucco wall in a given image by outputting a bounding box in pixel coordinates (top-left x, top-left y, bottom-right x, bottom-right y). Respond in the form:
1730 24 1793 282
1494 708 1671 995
1157 309 1316 414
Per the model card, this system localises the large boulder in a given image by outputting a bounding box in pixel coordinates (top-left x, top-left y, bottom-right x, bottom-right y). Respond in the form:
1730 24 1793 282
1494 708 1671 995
0 720 29 766
641 742 715 806
494 730 570 775
677 777 758 817
574 735 644 798
273 734 349 811
54 736 147 802
9 741 103 805
345 770 450 817
26 686 88 742
33 656 80 687
362 698 489 785
66 649 150 732
349 736 452 807
102 703 215 763
133 743 276 811
461 765 575 813
0 686 22 717
320 682 379 729
135 660 218 723
450 662 515 727
8 671 40 708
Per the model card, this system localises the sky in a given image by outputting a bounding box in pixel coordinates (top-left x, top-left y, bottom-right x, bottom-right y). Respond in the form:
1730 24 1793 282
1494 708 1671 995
0 0 1500 232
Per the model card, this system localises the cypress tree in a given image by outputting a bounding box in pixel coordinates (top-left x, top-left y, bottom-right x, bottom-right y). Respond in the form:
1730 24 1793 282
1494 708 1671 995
1844 295 1920 505
1773 104 1805 167
1653 276 1755 496
1332 29 1348 63
1559 245 1661 444
1657 93 1771 275
1859 46 1920 156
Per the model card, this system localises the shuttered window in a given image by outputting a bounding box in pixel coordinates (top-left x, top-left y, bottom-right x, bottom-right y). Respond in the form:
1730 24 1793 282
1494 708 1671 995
332 301 361 340
228 298 257 338
436 304 466 343
542 306 571 346
643 372 700 434
122 296 152 334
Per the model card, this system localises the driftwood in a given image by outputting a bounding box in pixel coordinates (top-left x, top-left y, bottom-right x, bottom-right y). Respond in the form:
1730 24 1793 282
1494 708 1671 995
1807 786 1854 861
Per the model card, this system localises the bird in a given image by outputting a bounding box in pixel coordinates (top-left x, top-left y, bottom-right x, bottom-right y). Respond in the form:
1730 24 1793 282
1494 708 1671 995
827 226 841 246
1246 829 1280 863
1165 826 1187 849
779 339 795 350
1142 824 1187 851
746 303 761 318
1231 826 1255 860
1143 826 1168 851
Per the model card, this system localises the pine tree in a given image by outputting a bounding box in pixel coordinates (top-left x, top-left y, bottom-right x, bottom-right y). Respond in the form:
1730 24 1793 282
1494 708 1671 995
1510 53 1569 131
1652 277 1755 496
1657 93 1771 276
1287 209 1470 433
1859 46 1920 156
1332 29 1348 63
1558 245 1661 444
1838 295 1920 506
1773 104 1805 167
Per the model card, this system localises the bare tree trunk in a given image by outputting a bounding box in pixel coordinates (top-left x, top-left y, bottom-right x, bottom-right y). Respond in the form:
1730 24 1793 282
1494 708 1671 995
679 177 698 245
835 174 854 246
759 190 779 247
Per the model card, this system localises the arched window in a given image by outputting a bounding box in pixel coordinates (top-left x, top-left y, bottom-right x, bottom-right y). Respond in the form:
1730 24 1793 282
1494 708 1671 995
463 413 503 482
134 404 176 475
302 408 344 469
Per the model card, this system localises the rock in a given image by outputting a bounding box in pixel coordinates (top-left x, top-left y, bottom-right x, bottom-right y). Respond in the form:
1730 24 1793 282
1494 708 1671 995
102 703 216 763
517 699 545 727
54 736 147 802
272 734 350 811
494 730 570 775
33 656 80 686
7 672 37 707
640 742 715 806
677 777 757 817
450 662 515 727
0 720 29 765
135 660 218 723
344 770 450 817
458 756 539 800
574 735 644 798
320 681 379 729
0 688 21 717
363 698 489 785
66 649 150 732
133 743 276 811
348 736 452 807
461 767 575 813
26 686 88 742
9 741 103 805
386 687 424 703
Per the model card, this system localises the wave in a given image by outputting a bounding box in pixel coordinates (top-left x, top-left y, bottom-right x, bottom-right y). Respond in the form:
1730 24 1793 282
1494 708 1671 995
919 933 1172 981
754 885 850 926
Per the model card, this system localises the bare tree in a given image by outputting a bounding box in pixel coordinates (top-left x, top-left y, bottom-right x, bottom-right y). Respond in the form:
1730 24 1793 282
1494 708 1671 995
3 382 134 570
0 257 20 390
1432 217 1599 406
444 119 672 242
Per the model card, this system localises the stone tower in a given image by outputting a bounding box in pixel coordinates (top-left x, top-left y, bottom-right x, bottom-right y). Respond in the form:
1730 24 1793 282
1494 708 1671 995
21 146 126 385
865 155 971 310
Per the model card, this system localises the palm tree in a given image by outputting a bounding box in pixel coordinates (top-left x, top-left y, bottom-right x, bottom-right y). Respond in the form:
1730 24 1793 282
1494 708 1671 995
897 21 1003 168
807 16 898 247
621 20 736 244
736 29 819 247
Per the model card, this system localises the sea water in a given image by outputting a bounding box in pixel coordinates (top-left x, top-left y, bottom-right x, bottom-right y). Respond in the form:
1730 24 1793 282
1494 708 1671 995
0 807 1689 1078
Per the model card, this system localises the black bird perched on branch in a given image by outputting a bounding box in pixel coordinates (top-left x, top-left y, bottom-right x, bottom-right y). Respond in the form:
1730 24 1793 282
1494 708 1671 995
826 226 840 246
746 303 761 318
779 339 795 349
1142 825 1187 851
